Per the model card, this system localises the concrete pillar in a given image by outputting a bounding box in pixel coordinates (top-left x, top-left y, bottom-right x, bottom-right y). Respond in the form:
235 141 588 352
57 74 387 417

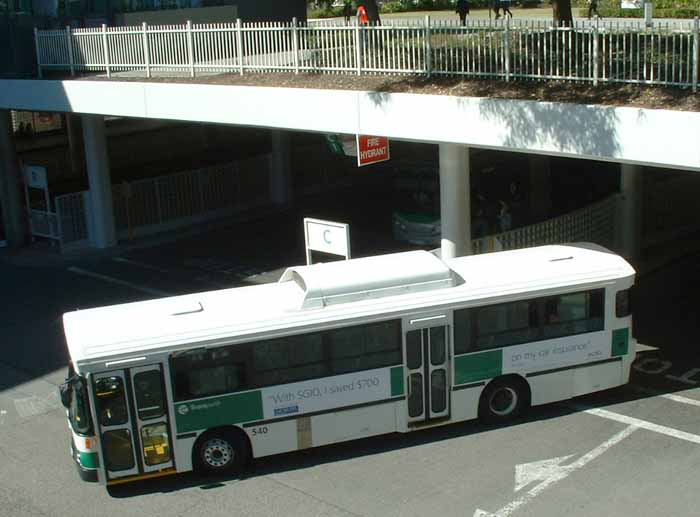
0 110 26 248
65 114 85 178
528 154 552 223
269 130 292 205
619 163 643 259
82 115 116 249
439 143 470 259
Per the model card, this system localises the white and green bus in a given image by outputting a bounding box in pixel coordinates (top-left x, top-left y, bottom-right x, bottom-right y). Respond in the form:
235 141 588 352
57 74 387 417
60 243 635 486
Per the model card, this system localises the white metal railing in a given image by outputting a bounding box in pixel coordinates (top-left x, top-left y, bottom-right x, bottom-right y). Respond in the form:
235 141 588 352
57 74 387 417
471 193 620 254
111 155 271 240
48 151 372 251
35 17 700 90
49 158 273 250
55 191 90 250
49 170 619 254
28 208 60 241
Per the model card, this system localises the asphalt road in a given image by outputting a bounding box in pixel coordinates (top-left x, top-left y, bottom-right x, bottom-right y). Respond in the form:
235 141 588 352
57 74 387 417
1 205 699 517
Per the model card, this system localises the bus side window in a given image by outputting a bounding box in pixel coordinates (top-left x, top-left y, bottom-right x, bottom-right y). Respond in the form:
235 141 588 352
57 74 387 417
171 347 249 401
453 308 471 355
541 290 604 339
95 377 128 427
615 289 631 318
174 371 191 400
544 298 560 324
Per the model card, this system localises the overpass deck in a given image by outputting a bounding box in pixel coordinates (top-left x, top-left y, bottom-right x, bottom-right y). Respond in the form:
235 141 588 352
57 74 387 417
1 76 699 171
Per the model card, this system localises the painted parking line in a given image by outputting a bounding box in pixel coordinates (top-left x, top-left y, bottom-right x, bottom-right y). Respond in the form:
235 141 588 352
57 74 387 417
112 257 172 274
115 257 232 289
474 425 638 517
631 385 700 408
579 406 700 446
67 267 172 297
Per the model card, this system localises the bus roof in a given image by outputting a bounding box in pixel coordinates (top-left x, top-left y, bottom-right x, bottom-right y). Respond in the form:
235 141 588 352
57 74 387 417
63 243 635 369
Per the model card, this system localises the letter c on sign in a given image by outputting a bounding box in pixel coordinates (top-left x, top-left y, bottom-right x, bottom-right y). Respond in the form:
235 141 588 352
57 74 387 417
323 230 332 244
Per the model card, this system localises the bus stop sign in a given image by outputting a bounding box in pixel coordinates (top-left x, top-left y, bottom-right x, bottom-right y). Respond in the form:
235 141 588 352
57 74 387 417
303 218 351 265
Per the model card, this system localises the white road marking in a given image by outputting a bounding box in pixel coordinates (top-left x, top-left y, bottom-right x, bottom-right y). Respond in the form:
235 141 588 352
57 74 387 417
665 368 700 386
68 266 171 297
583 407 700 445
112 257 171 274
473 425 637 517
115 257 231 289
631 385 700 408
0 410 7 424
514 455 574 492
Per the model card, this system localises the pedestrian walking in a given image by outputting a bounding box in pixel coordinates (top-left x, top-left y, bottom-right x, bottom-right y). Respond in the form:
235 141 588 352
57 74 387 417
490 0 501 19
455 0 470 26
498 200 512 233
587 0 600 19
506 180 526 227
357 3 369 26
500 0 513 18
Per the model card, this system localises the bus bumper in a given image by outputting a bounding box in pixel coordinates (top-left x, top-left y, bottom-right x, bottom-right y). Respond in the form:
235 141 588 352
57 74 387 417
71 440 98 482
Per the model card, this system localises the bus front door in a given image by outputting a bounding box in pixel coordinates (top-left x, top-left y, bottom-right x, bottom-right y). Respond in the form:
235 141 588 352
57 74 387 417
93 365 173 483
403 313 451 425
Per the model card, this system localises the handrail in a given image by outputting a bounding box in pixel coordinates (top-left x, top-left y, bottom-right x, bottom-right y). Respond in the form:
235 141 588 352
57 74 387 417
34 17 700 90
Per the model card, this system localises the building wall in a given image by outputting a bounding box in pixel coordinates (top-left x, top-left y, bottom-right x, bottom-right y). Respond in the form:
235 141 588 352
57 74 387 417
0 14 48 78
234 0 306 23
115 5 239 26
3 0 307 22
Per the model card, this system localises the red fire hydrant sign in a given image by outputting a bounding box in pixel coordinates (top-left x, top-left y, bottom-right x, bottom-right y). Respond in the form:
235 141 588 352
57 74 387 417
356 135 390 167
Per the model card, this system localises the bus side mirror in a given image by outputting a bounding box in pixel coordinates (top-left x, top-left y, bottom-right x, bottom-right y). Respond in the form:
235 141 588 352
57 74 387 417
59 382 71 409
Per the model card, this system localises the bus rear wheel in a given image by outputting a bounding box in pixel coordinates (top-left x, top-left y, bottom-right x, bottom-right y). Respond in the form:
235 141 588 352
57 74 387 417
194 429 249 476
479 377 529 423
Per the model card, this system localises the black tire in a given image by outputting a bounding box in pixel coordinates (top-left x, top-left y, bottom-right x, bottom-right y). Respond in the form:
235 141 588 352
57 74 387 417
479 377 529 423
193 429 250 476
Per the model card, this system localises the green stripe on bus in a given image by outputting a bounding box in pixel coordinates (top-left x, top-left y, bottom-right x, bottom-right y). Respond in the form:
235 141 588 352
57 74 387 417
79 451 99 470
611 328 629 357
454 350 502 385
390 366 404 396
174 390 264 433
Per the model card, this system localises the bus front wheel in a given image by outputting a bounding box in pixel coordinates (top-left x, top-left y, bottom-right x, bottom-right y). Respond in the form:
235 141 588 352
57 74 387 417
479 377 529 423
194 429 250 475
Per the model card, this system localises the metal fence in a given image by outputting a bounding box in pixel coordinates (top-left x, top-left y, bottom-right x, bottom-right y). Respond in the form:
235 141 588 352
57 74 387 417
35 17 700 89
48 155 272 251
112 156 271 240
55 191 91 250
471 193 620 254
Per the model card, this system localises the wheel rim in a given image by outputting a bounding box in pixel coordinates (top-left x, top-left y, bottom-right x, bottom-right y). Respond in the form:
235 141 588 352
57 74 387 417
202 438 234 469
489 386 518 416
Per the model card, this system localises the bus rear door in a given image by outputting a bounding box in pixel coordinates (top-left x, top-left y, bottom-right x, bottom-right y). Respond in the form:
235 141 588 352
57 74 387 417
92 364 174 483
